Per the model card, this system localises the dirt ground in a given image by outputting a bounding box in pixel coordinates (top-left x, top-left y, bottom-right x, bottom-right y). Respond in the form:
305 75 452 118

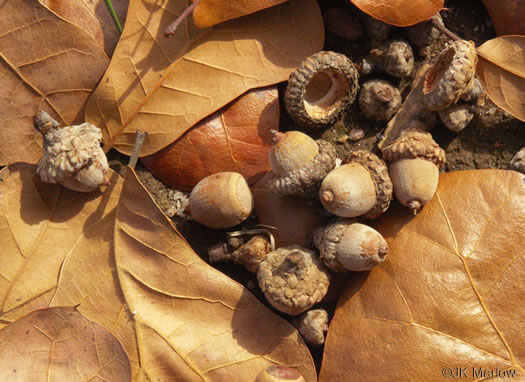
108 0 525 373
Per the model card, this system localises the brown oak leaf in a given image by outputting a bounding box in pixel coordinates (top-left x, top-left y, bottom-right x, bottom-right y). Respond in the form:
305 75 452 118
482 0 525 36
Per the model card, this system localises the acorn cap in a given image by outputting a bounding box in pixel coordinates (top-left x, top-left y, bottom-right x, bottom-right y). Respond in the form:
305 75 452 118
268 139 337 196
342 150 393 220
284 51 359 127
423 40 477 111
257 245 330 316
382 128 446 169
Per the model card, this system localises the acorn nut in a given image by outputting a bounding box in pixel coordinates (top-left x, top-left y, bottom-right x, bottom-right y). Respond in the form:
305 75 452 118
319 150 393 219
297 308 329 347
509 147 525 174
438 103 474 132
189 172 253 229
361 40 414 78
382 128 446 214
257 245 330 315
284 51 359 127
33 111 109 192
255 365 305 382
359 79 402 122
267 130 337 196
423 40 477 111
314 219 388 272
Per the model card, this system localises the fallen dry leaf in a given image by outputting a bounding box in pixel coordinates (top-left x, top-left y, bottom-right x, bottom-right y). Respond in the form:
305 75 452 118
0 0 110 166
477 35 525 122
482 0 525 36
141 86 278 190
319 170 525 381
0 307 131 381
193 0 287 28
52 167 317 381
251 172 331 248
0 163 123 328
38 0 129 57
86 0 323 156
349 0 443 27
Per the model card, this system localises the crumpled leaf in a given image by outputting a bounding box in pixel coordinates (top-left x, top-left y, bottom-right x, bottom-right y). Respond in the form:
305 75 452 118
349 0 443 27
38 0 129 57
0 0 110 165
141 86 278 190
86 0 323 156
481 0 525 36
193 0 287 28
0 307 131 381
319 170 525 381
477 35 525 122
52 167 316 381
0 163 123 328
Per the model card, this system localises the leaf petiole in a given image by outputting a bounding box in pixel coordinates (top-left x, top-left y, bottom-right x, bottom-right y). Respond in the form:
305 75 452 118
104 0 123 34
164 0 201 38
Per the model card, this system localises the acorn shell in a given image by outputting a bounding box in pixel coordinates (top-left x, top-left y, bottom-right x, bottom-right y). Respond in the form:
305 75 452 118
257 245 330 315
189 172 253 229
315 219 389 272
284 51 359 127
297 308 329 347
358 79 402 122
438 103 474 132
423 40 477 111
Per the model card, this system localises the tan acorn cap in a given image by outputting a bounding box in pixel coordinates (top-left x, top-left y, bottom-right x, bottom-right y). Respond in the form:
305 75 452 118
342 150 393 220
284 51 359 127
268 139 336 196
382 128 446 169
257 245 330 316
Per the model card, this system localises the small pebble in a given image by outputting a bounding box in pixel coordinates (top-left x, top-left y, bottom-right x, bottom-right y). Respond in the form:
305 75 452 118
337 134 349 144
349 127 365 141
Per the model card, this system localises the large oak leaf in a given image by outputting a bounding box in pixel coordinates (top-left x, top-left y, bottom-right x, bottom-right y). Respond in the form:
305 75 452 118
141 86 278 190
482 0 525 36
86 0 323 156
319 170 525 381
0 163 123 328
0 0 110 165
349 0 443 27
0 307 131 381
477 36 525 122
193 0 287 28
52 167 316 381
38 0 129 57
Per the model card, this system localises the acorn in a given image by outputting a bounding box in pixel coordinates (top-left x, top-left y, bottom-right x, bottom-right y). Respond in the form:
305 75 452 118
360 40 414 78
382 128 446 214
358 79 402 122
319 150 393 219
423 40 477 111
257 245 330 315
284 51 359 127
188 172 253 228
438 103 474 133
314 219 388 272
255 366 305 382
33 111 109 192
267 130 336 196
296 308 329 347
509 147 525 174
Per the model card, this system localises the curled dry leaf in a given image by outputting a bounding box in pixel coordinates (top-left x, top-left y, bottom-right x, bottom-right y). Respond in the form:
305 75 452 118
481 0 525 36
0 307 131 381
0 163 122 328
477 35 525 122
349 0 444 27
193 0 288 28
141 86 278 190
87 0 324 156
251 172 331 248
320 170 525 381
0 0 110 165
38 0 129 56
51 167 316 381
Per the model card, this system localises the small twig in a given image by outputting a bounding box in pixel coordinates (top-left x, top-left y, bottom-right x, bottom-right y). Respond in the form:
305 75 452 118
430 14 461 42
128 130 147 170
104 0 123 34
164 0 200 37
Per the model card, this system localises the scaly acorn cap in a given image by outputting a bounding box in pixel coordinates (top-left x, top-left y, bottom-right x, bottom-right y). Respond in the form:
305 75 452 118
284 51 359 127
423 40 477 111
341 150 393 220
268 138 337 196
382 128 446 168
